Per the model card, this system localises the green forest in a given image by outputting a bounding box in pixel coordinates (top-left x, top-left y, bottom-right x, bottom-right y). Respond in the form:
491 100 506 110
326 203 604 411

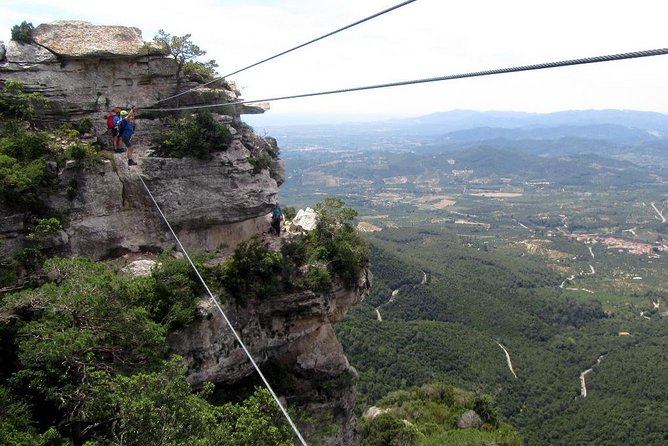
336 226 668 445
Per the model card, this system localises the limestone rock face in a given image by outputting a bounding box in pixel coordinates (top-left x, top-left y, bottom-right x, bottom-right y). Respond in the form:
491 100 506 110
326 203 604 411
1 21 281 259
0 20 257 126
1 21 366 446
168 270 371 446
38 141 280 259
32 21 149 58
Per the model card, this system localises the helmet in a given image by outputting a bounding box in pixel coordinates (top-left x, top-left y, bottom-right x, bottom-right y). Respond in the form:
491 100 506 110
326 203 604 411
120 110 129 116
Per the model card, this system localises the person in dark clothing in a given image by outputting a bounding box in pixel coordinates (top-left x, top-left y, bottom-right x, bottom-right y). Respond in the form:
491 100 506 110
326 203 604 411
271 205 283 236
109 107 122 152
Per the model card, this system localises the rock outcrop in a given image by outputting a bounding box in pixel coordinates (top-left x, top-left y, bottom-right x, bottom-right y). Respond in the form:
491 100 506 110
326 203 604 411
1 21 366 445
1 21 283 258
169 271 371 445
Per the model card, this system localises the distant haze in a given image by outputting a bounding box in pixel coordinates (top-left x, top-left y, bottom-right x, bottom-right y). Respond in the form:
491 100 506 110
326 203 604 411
244 108 668 132
3 0 668 116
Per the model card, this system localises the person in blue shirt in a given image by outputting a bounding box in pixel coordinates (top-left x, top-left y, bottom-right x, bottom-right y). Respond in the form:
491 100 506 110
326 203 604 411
119 109 136 166
271 204 283 236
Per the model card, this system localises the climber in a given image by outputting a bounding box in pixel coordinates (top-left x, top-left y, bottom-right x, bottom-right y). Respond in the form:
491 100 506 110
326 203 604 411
271 204 283 236
107 107 122 152
118 109 136 166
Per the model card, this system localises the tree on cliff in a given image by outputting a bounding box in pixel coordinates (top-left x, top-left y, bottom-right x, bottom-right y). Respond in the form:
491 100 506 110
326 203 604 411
153 30 217 94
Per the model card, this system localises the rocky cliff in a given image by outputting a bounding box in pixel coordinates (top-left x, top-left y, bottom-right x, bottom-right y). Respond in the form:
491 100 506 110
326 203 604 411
1 21 368 445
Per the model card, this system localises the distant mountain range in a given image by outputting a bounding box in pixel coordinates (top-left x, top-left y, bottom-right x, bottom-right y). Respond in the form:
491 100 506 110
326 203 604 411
249 109 668 137
389 109 668 136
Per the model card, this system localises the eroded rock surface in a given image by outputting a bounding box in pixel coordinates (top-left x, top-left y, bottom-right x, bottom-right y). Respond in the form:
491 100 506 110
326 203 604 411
1 21 366 446
169 271 371 446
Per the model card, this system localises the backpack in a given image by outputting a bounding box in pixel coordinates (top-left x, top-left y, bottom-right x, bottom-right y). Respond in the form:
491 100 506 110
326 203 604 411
106 114 115 129
272 207 282 219
118 118 127 133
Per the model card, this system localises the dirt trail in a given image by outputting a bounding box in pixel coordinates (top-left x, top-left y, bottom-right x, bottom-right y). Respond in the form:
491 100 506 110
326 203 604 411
497 343 518 379
375 271 428 322
580 355 605 397
651 202 666 223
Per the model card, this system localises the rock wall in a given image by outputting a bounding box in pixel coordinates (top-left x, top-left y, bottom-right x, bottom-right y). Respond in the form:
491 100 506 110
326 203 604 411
1 21 280 258
40 138 282 259
169 271 371 445
1 21 366 445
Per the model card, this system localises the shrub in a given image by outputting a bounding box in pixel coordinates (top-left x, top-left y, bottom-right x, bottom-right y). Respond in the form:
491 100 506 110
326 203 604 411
25 217 62 242
471 394 500 427
0 155 53 211
10 21 34 44
249 151 272 174
0 124 98 210
303 265 332 294
219 199 368 303
0 127 50 161
220 237 286 302
360 413 420 446
156 111 232 159
311 198 369 289
0 80 47 124
74 117 93 134
183 60 219 83
127 253 206 329
67 142 100 168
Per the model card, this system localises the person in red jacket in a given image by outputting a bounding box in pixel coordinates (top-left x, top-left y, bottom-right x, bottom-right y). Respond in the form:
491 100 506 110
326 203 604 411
107 107 122 152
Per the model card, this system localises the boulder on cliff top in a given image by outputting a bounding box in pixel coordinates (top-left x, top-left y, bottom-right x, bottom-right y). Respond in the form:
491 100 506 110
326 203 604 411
32 20 162 58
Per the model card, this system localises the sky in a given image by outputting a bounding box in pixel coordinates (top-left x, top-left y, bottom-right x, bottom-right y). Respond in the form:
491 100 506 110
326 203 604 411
2 0 668 124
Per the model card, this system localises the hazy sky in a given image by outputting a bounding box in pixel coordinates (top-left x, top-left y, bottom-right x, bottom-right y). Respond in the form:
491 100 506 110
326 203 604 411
2 0 668 123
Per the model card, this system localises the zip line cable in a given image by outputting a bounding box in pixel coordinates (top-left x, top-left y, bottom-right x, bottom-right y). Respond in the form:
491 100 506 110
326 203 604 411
152 0 418 106
145 47 668 112
136 173 309 446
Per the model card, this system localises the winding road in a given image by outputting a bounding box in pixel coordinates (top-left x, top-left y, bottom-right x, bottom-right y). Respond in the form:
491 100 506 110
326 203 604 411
375 271 428 321
580 355 605 397
651 202 666 223
497 343 518 379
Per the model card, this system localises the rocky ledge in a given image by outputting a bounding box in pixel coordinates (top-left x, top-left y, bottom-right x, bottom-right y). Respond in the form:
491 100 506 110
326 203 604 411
169 269 371 445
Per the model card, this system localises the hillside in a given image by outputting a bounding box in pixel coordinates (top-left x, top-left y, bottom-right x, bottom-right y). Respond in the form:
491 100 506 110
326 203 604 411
271 110 668 445
337 228 668 445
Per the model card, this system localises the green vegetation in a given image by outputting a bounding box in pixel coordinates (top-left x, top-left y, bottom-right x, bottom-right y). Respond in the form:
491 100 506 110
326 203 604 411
310 198 369 287
0 256 295 445
155 111 233 159
249 151 273 173
10 21 34 44
219 198 369 303
0 82 105 287
276 122 668 444
333 228 668 444
220 236 287 301
0 82 101 211
360 383 521 446
153 30 214 92
130 252 208 329
0 80 47 123
283 206 297 221
0 194 371 444
184 59 220 84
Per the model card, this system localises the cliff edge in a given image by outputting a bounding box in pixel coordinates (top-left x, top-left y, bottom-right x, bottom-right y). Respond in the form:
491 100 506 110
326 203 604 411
0 21 368 445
